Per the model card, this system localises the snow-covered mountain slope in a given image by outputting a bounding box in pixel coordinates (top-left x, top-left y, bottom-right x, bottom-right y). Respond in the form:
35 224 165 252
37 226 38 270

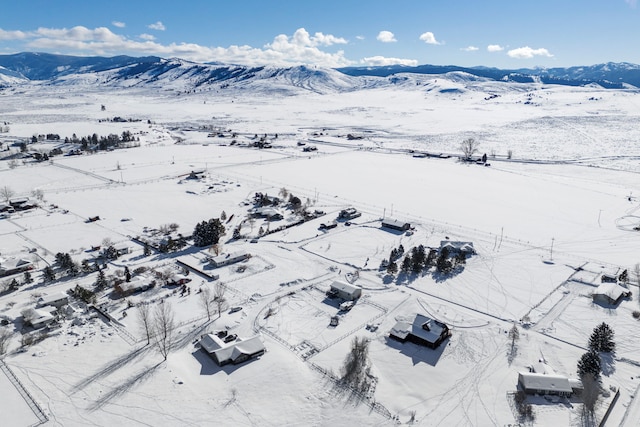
1 52 640 94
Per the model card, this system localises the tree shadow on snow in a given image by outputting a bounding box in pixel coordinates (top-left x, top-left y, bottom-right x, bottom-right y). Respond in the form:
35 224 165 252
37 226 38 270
88 361 163 411
72 344 153 392
600 352 616 377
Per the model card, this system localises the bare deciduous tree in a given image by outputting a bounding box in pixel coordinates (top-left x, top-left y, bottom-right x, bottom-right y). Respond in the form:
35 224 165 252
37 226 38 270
508 323 520 365
1 186 15 203
153 302 175 360
137 303 153 345
459 138 479 161
0 327 14 355
200 287 215 320
214 283 227 319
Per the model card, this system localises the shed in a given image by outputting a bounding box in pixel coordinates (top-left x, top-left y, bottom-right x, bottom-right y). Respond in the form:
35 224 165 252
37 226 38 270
114 242 131 255
200 333 266 366
381 218 411 232
389 313 451 349
329 281 362 301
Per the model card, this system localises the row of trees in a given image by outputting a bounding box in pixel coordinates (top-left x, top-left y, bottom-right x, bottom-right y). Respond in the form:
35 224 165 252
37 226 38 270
193 218 225 247
384 244 466 276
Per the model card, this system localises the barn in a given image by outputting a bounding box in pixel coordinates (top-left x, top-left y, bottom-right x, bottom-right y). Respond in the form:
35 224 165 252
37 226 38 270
329 281 362 301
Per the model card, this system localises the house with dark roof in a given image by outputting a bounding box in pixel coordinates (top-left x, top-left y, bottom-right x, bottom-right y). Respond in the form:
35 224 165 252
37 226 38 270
381 218 411 232
389 313 451 349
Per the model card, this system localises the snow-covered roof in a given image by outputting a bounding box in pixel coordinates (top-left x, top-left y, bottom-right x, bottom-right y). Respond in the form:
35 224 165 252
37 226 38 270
330 281 361 295
390 313 448 344
37 292 69 307
382 218 410 228
518 372 573 394
440 241 475 253
200 333 265 364
120 276 154 293
594 282 628 301
0 257 32 272
210 251 249 266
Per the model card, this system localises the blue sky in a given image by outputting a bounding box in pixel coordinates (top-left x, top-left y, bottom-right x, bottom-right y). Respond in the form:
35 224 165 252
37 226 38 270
1 0 639 68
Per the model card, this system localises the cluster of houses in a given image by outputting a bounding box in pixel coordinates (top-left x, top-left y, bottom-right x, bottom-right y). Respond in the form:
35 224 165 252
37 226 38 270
571 263 633 306
21 292 72 329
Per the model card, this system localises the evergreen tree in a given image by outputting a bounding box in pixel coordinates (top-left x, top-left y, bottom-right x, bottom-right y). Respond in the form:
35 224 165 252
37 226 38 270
143 242 151 256
411 245 426 273
43 266 56 282
588 322 616 353
577 349 601 379
23 271 33 284
401 255 412 273
193 218 226 247
386 260 398 275
9 278 19 291
95 269 108 290
436 246 452 274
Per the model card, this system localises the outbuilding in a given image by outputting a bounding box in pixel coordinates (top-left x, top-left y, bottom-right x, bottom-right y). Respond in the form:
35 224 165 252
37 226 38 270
381 218 411 232
329 281 362 301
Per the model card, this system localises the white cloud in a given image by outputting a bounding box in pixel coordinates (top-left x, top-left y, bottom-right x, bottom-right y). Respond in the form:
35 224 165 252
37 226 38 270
362 56 418 66
461 46 478 52
487 44 504 52
112 21 125 28
9 25 352 67
356 35 365 40
626 0 637 7
0 29 28 40
507 46 553 59
376 31 397 43
147 21 166 31
419 32 440 45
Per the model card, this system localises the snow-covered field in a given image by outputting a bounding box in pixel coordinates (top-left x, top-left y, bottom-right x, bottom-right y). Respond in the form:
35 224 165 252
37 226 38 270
1 79 640 426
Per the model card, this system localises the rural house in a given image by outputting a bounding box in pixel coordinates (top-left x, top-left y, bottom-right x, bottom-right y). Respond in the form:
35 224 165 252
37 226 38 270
517 372 581 397
389 313 451 349
439 241 475 256
592 282 631 305
0 257 33 277
37 292 69 309
209 251 250 268
200 332 266 366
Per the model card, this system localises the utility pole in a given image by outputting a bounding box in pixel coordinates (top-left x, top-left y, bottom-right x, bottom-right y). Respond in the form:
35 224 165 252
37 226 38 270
550 237 555 261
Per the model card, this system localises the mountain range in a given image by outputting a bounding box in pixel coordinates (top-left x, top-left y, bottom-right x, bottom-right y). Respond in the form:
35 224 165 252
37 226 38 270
1 52 639 92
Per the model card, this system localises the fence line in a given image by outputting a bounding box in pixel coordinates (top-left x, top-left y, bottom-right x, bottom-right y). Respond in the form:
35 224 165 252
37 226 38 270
0 359 49 426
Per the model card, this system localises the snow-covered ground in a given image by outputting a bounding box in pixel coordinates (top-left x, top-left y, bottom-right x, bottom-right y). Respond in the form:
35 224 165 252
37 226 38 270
1 80 640 426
